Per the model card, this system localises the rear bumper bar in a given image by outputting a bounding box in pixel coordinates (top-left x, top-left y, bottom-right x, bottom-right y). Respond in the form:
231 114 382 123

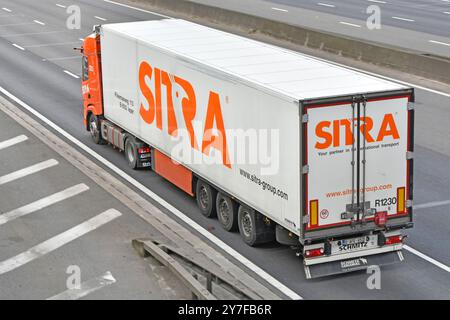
304 248 404 279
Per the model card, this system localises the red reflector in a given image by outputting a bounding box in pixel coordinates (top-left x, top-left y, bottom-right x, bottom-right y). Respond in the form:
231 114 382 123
305 248 324 258
385 235 403 245
138 147 151 154
374 211 387 226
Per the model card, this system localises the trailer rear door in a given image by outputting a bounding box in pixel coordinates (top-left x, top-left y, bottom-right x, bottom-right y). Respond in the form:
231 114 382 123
302 92 414 236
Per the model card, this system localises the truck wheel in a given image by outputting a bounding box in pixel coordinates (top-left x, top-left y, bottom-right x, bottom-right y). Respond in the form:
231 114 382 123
216 193 238 231
196 180 217 218
238 205 274 246
89 114 104 144
125 138 138 169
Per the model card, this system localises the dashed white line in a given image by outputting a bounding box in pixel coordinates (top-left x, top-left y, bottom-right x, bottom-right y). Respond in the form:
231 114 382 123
317 3 336 8
414 199 450 209
33 20 46 26
339 21 361 28
0 159 58 186
47 271 116 300
444 12 450 15
63 70 80 79
103 0 171 18
56 4 66 8
0 184 89 226
271 7 289 12
368 0 387 4
392 16 415 22
404 246 450 273
94 16 107 21
0 209 121 275
2 7 12 12
429 40 450 47
0 135 27 150
13 43 26 51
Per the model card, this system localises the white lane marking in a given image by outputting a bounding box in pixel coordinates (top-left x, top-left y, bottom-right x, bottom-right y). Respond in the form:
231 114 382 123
392 16 415 22
56 4 66 8
317 3 336 8
444 12 450 15
429 40 450 47
102 0 450 100
404 246 450 273
103 0 171 18
339 21 361 27
94 16 107 21
12 44 25 51
0 159 58 186
47 271 116 300
414 200 450 210
63 70 80 79
0 209 121 275
0 184 89 226
368 0 387 4
271 7 289 12
33 20 46 26
43 56 80 62
0 87 303 300
0 135 27 150
2 8 12 12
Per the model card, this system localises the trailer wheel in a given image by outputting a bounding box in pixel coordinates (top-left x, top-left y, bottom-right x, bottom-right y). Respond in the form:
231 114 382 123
238 205 275 246
196 180 217 218
125 137 138 169
88 114 104 144
216 193 238 231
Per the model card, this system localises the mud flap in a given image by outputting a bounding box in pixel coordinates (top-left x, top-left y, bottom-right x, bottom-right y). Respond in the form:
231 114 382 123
304 250 404 279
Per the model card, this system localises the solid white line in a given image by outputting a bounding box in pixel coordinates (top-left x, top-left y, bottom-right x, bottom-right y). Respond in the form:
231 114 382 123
392 16 415 22
0 135 27 150
0 209 121 275
414 200 450 210
56 4 66 8
2 8 12 12
33 20 45 26
63 70 80 79
94 16 107 21
0 86 302 300
0 184 89 226
317 3 336 8
103 0 171 18
271 7 289 12
0 159 58 186
47 271 116 300
404 246 450 273
429 40 450 47
12 44 25 51
339 21 361 27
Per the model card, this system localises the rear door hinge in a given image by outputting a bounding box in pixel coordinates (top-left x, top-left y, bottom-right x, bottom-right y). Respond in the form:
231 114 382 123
302 114 309 123
302 165 309 174
406 151 414 160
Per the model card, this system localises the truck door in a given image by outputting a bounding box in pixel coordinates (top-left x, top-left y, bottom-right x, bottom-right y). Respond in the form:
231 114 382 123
302 91 414 235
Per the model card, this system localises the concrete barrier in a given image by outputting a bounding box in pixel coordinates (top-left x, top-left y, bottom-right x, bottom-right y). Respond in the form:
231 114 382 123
123 0 450 84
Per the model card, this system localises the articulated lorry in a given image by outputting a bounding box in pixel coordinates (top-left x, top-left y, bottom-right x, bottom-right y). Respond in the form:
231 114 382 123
79 19 414 279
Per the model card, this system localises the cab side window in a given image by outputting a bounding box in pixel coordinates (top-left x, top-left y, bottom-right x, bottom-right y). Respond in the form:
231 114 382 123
82 56 89 81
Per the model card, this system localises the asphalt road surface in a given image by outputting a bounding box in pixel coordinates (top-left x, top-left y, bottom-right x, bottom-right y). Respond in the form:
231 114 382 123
0 0 449 299
190 0 450 58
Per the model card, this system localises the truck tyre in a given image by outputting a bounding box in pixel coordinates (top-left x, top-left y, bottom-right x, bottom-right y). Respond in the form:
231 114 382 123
125 137 138 169
89 114 104 144
216 193 238 231
238 205 275 246
196 180 217 218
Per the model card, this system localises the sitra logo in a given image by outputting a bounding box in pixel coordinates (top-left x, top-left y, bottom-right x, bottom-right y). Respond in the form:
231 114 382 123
315 114 400 150
138 61 231 168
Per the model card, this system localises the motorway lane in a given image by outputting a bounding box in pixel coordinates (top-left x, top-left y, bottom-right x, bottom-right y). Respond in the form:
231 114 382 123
0 0 449 298
269 0 450 37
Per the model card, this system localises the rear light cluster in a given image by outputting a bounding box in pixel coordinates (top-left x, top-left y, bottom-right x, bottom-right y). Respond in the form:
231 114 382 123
385 235 403 245
305 248 324 258
138 147 151 154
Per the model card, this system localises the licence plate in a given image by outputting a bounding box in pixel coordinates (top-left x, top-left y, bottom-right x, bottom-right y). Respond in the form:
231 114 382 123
331 235 378 255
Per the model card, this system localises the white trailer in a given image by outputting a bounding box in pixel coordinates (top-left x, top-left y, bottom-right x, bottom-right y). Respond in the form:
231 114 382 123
81 19 414 278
